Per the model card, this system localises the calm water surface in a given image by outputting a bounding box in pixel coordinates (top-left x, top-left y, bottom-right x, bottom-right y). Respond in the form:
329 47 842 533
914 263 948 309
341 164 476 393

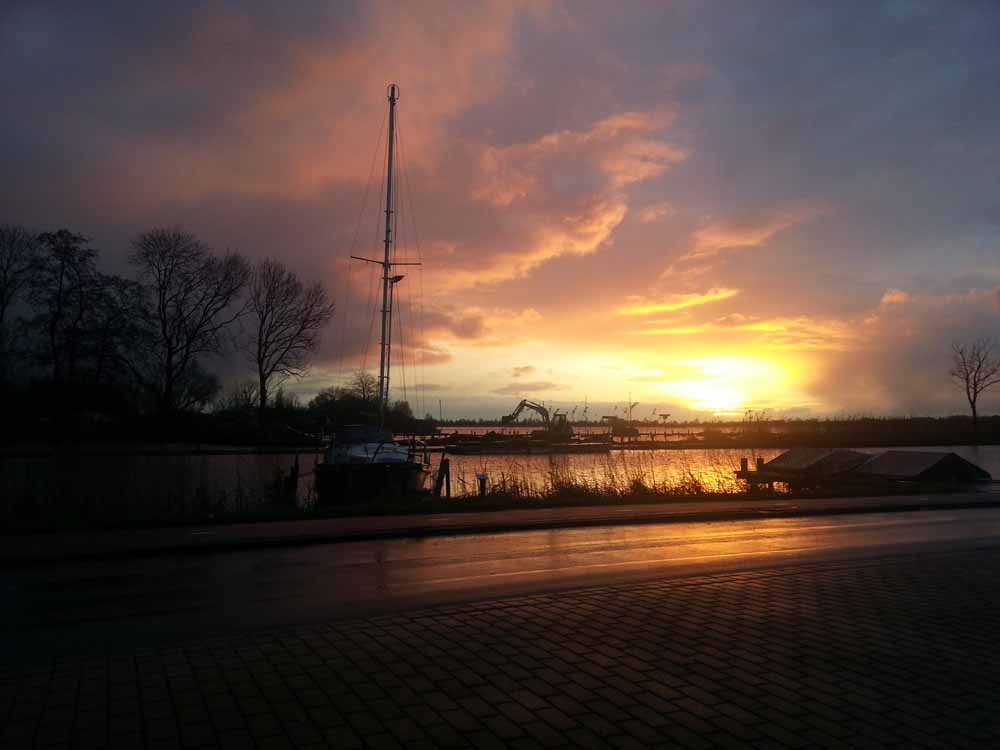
2 445 996 521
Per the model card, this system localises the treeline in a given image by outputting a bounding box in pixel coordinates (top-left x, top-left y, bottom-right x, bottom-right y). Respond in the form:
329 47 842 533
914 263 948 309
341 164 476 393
0 224 352 442
436 414 999 446
745 414 1000 447
210 370 433 444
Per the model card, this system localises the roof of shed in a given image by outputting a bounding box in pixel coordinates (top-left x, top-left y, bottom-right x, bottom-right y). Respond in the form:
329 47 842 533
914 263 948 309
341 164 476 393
764 448 870 475
857 450 991 480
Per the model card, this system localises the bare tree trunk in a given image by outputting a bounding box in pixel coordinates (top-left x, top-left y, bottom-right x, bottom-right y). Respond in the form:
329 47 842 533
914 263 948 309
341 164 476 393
257 365 268 430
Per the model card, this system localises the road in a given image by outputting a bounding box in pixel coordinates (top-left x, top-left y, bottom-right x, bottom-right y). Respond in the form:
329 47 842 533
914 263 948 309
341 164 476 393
4 507 1000 663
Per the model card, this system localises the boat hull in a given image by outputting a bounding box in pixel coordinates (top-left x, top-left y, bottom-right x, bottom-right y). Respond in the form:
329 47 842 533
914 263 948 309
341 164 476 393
314 461 429 505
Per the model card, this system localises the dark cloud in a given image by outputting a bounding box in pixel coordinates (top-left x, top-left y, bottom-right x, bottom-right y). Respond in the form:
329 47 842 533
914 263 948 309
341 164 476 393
492 381 568 396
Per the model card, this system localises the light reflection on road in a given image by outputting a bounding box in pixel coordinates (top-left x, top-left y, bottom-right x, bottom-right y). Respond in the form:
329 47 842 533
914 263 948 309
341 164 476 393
4 509 1000 660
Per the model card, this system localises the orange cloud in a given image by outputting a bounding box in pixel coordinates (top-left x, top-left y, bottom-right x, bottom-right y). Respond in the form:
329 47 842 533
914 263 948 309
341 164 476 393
684 210 813 262
632 314 858 351
635 203 672 223
618 287 739 316
476 110 684 207
432 111 686 288
880 288 910 305
648 207 822 288
439 195 630 289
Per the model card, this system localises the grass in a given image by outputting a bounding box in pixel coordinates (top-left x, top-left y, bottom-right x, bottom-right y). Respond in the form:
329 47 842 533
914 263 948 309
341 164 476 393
2 446 980 534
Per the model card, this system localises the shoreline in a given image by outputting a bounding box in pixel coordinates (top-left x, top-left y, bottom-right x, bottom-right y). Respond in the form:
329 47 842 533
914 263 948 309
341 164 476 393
2 439 999 457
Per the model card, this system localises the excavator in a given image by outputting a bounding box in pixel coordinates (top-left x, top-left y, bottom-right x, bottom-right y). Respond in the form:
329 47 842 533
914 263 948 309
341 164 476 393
501 399 574 440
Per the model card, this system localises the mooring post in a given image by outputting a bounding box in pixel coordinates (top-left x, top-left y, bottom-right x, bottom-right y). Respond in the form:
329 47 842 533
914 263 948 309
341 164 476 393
477 473 488 498
434 456 450 499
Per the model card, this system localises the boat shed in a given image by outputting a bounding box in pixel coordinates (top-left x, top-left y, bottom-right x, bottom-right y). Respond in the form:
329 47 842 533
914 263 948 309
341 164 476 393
856 450 992 482
758 448 871 478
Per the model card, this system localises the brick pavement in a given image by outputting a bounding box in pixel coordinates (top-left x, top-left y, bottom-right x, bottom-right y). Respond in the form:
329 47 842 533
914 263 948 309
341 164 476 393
3 548 1000 748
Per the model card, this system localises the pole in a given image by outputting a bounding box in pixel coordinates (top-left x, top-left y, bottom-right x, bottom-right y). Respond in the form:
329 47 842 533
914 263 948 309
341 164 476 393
377 83 398 428
384 278 395 415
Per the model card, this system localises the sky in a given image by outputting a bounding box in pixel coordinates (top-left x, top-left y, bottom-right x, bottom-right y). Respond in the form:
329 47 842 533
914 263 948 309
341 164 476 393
2 0 999 419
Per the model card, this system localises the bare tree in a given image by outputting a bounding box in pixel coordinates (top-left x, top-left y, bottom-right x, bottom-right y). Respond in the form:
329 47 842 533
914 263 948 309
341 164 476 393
88 273 146 386
218 379 259 412
240 258 335 426
348 370 378 401
28 230 100 383
950 338 1000 442
129 228 249 413
0 224 39 382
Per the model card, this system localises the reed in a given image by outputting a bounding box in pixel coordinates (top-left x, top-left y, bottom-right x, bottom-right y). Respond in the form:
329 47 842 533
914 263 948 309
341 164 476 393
448 450 763 501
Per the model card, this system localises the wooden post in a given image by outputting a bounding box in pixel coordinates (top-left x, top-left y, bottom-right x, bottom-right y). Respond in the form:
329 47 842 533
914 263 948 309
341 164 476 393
433 457 450 499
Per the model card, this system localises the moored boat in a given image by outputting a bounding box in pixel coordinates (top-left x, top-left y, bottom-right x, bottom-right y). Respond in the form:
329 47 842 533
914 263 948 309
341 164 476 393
314 83 431 505
314 425 429 504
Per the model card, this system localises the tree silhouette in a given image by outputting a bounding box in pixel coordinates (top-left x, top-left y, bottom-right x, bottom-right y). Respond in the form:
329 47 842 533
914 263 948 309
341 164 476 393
348 370 378 401
950 338 1000 443
129 228 248 414
28 230 100 383
240 258 335 426
0 224 38 384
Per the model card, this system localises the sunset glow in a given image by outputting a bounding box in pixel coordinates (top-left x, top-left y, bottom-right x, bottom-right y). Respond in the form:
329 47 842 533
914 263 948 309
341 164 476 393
1 2 997 419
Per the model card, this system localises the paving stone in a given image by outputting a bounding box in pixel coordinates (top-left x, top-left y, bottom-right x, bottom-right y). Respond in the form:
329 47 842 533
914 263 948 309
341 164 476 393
8 549 1000 748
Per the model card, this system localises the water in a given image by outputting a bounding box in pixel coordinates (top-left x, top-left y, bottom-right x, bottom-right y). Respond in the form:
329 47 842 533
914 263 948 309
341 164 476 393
1 445 996 522
0 450 318 522
445 444 1000 497
445 448 780 495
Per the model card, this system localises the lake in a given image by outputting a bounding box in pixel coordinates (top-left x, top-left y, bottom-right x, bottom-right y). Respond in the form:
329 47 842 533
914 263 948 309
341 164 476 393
2 444 997 524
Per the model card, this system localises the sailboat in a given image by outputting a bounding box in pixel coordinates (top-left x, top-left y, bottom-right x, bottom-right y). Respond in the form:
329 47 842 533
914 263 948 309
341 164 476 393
314 84 431 505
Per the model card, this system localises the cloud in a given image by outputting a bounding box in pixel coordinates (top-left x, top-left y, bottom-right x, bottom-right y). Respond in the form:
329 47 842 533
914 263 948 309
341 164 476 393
492 381 568 395
415 383 449 393
422 305 490 340
438 109 686 286
880 289 910 305
635 203 672 223
512 365 536 377
808 286 1000 413
685 212 809 261
475 110 683 207
3 2 1000 418
629 313 859 352
653 208 821 287
619 287 739 316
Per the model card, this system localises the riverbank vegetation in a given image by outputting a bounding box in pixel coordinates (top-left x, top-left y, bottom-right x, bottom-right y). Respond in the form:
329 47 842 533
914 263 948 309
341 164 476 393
3 447 971 534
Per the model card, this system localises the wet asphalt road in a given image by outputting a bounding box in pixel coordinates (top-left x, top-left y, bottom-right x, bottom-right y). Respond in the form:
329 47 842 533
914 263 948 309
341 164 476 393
4 508 1000 663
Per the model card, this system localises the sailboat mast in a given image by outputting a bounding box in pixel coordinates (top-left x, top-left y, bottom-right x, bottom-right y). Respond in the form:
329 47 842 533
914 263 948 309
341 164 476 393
377 83 399 427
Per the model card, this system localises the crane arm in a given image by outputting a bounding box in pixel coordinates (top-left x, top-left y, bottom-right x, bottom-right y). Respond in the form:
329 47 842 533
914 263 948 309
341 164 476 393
501 399 550 426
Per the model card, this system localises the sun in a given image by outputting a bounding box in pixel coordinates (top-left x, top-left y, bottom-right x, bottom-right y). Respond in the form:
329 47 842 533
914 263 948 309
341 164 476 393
660 356 789 416
671 380 747 413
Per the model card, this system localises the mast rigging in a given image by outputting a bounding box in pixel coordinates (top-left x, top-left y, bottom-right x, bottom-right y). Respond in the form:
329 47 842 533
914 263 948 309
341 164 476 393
351 83 420 427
